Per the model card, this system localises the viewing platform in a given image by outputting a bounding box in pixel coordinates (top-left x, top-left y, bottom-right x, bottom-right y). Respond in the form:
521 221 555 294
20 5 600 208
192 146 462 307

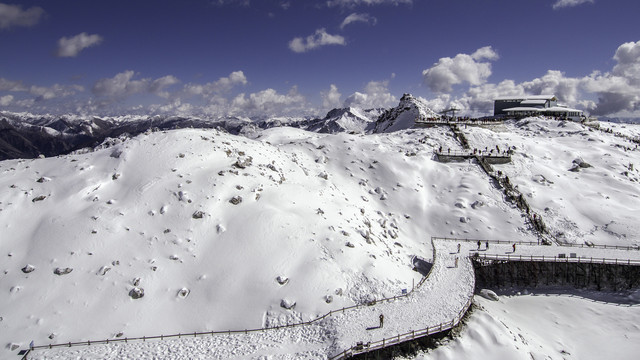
414 118 504 128
434 150 512 165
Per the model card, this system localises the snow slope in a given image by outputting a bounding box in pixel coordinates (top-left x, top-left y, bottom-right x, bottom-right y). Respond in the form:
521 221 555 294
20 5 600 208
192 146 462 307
408 290 640 360
462 118 640 246
1 116 639 358
373 94 441 133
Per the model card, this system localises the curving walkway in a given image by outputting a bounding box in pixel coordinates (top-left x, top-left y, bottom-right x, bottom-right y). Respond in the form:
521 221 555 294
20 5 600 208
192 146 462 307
26 239 475 359
25 238 640 359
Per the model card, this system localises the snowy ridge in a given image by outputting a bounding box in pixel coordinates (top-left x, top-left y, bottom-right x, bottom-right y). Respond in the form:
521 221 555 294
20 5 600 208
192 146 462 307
372 94 441 133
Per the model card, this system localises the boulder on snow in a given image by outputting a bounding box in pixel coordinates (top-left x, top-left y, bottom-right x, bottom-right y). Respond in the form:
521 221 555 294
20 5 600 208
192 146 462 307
276 276 289 285
233 156 253 169
280 298 296 310
229 196 243 205
32 195 47 202
21 264 35 273
177 287 190 298
570 157 592 172
53 267 73 275
129 287 144 299
471 200 484 209
192 210 205 219
478 289 499 301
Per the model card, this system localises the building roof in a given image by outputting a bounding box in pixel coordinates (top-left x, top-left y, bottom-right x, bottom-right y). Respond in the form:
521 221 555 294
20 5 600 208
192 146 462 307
495 95 556 101
503 107 545 112
503 106 583 114
521 99 548 105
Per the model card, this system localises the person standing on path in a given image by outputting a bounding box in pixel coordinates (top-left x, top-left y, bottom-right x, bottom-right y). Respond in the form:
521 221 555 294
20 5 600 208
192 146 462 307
457 243 461 253
512 243 516 253
379 314 384 328
485 241 489 250
455 257 459 268
477 240 481 250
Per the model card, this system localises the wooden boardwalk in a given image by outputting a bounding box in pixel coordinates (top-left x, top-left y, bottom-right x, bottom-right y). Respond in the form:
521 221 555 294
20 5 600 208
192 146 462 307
23 238 640 359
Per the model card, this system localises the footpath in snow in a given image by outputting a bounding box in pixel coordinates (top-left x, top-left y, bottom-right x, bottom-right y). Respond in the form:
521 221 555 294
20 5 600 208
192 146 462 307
27 238 640 359
27 239 475 359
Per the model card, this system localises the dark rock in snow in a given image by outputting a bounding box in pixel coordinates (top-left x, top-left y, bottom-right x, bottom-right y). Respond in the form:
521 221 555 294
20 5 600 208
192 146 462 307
280 299 296 310
177 288 190 298
276 276 289 285
97 266 111 276
192 210 205 219
129 287 144 299
53 267 73 275
32 195 46 202
229 196 242 205
21 264 35 273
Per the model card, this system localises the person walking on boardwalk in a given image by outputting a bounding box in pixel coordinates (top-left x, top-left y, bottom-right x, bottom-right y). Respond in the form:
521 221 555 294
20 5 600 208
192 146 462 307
457 243 461 253
485 241 489 250
455 257 459 268
379 314 384 328
477 240 481 250
512 243 516 253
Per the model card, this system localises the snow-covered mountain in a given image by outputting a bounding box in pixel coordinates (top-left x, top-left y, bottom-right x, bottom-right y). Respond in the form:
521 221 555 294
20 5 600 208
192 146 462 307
0 112 263 161
0 96 429 161
372 94 441 133
2 115 640 358
300 107 382 134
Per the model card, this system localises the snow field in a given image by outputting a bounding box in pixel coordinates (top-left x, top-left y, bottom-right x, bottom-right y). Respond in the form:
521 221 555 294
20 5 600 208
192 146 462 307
463 118 640 245
408 290 640 360
2 117 639 358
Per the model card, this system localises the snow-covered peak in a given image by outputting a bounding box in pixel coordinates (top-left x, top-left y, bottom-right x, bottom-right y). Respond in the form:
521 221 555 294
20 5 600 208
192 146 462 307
372 93 440 133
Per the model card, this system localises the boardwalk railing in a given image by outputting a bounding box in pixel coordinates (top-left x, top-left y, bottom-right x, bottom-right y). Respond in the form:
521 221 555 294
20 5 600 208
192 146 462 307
434 151 511 159
433 237 541 246
473 253 640 266
433 236 640 251
329 239 473 360
415 119 503 126
25 239 440 356
330 295 474 360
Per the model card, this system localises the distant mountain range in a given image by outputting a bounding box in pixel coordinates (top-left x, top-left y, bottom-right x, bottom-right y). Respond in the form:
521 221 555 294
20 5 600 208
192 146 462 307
0 94 444 160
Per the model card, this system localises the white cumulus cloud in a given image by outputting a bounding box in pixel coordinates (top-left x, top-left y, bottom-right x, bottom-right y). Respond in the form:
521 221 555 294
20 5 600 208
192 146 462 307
0 3 44 29
343 80 397 108
182 71 247 100
56 33 103 57
230 86 307 115
29 84 83 101
327 0 412 7
340 13 377 29
321 84 342 109
432 41 640 118
92 71 180 100
0 94 13 106
289 28 346 53
0 77 27 92
149 75 180 98
422 46 499 93
552 0 594 10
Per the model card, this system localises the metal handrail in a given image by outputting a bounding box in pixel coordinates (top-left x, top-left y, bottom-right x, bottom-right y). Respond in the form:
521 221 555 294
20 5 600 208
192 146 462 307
26 239 442 354
433 236 640 251
474 253 640 266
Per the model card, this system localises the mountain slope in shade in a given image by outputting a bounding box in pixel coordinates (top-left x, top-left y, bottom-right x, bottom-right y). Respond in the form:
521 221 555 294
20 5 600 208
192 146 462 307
373 94 441 133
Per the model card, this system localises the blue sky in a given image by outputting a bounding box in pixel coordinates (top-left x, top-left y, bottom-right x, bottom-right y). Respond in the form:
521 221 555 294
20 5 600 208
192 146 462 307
1 0 639 118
